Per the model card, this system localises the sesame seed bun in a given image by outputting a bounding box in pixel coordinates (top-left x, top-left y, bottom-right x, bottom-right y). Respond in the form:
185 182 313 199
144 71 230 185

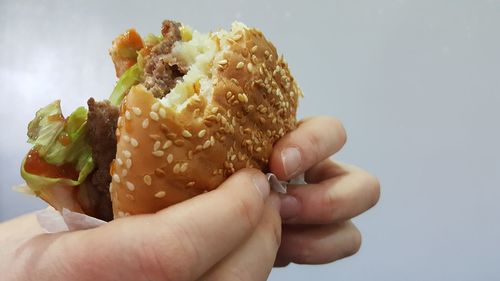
110 22 302 218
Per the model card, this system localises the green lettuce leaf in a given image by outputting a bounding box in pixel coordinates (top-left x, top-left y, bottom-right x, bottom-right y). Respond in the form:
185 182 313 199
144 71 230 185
20 152 94 193
27 100 66 156
44 106 89 165
108 63 140 106
21 101 94 191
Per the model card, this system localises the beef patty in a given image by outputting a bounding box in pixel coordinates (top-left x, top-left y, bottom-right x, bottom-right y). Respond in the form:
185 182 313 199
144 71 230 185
80 21 186 220
142 20 187 98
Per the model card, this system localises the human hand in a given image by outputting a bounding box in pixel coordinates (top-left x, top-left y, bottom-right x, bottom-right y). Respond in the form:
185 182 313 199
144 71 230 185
1 169 281 281
269 116 380 265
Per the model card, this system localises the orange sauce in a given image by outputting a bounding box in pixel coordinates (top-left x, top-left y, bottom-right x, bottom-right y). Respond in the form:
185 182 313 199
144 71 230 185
48 113 64 122
24 150 79 181
58 132 71 146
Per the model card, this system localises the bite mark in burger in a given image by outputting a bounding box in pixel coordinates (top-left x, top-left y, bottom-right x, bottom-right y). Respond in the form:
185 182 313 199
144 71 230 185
20 20 302 220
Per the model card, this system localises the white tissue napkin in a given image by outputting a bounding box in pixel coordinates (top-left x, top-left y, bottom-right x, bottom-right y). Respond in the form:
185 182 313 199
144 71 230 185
34 173 304 233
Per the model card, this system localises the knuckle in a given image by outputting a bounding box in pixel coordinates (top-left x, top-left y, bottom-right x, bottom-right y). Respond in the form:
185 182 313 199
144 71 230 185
305 130 323 163
293 239 315 264
234 195 261 232
137 221 197 281
267 210 283 249
323 189 341 222
221 266 254 281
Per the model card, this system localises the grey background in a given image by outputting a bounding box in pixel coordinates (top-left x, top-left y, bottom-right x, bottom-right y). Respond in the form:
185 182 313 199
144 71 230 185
1 0 499 280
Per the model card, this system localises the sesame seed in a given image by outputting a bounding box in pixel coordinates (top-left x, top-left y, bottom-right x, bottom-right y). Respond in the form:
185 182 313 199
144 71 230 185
130 138 139 147
155 191 166 198
251 54 258 64
132 107 142 116
117 116 123 126
174 139 185 146
116 158 123 166
126 159 132 169
251 45 258 53
112 174 120 183
188 150 193 159
159 108 167 119
143 175 152 186
218 59 228 65
198 129 207 138
211 136 215 145
149 111 159 121
123 135 130 143
142 118 149 128
166 133 177 140
153 141 161 151
231 154 236 161
211 107 219 113
152 150 164 157
256 147 263 152
125 110 132 120
123 150 132 158
247 63 253 72
151 103 160 112
290 91 295 98
264 50 270 57
193 108 200 117
187 181 195 187
173 163 181 174
268 54 273 61
182 130 192 138
180 162 189 173
150 134 161 140
236 61 244 69
233 33 242 41
203 140 211 149
121 169 128 177
167 153 174 164
238 93 249 103
155 168 166 177
126 181 135 191
163 140 173 149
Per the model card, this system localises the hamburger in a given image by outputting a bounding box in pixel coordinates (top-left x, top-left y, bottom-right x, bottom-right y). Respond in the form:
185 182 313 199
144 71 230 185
21 20 302 221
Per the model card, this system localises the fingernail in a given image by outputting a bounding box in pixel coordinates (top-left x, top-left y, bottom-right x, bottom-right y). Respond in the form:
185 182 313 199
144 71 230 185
253 173 270 198
279 195 301 220
281 147 301 178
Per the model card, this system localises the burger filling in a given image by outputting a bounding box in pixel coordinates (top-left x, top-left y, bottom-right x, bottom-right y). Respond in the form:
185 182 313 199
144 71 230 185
79 21 188 220
22 20 245 221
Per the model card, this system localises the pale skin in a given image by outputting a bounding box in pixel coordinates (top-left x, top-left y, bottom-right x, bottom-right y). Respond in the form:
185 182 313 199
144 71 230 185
0 116 380 280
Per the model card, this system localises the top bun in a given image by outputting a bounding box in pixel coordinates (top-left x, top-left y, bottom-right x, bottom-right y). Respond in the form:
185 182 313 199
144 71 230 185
110 22 302 218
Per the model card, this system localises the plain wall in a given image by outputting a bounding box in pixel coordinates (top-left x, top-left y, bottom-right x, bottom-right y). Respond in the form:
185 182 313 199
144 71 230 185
1 1 499 280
